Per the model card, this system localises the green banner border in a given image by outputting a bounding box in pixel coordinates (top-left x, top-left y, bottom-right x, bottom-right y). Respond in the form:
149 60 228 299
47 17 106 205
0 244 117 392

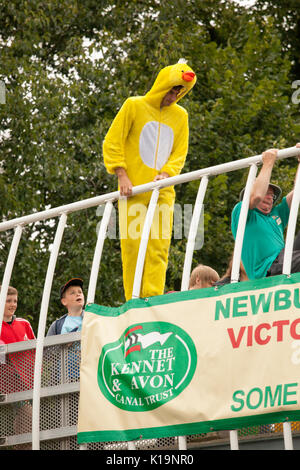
85 272 300 317
78 410 300 444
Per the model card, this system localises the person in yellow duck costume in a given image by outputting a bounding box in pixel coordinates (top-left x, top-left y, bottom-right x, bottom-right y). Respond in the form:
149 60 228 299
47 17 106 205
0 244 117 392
103 61 197 300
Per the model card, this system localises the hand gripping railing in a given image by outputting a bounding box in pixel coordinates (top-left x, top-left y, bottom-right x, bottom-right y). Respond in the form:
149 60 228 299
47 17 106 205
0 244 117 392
1 146 300 450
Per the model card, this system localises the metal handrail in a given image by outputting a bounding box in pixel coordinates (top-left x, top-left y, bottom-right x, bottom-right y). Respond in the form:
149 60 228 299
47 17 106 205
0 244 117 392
0 146 299 233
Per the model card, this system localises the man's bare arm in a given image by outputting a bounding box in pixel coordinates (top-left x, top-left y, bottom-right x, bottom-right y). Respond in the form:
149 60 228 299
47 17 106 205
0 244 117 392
249 149 277 209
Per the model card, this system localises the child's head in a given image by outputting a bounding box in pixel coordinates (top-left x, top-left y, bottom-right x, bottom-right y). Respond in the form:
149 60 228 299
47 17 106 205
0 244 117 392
0 285 18 322
189 264 219 290
60 278 84 314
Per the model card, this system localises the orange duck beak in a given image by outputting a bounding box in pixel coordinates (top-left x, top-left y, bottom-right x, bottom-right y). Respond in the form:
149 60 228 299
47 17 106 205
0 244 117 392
182 71 195 82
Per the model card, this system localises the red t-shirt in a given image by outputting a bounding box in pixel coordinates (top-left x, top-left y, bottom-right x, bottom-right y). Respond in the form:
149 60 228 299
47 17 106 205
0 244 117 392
0 317 35 344
0 317 35 393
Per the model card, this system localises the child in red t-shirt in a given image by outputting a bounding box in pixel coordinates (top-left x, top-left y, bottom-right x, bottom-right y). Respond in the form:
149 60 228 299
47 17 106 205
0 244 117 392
0 285 35 392
0 285 35 447
1 286 35 344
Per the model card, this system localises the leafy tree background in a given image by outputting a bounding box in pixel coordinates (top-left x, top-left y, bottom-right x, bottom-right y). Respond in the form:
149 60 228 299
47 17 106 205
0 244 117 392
0 0 299 332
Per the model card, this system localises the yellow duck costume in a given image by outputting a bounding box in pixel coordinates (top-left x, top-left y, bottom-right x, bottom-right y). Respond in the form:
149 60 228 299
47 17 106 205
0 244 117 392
103 62 197 300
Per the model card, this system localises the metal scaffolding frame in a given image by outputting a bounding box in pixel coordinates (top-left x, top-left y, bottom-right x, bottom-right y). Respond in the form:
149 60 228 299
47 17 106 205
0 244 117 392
1 145 300 450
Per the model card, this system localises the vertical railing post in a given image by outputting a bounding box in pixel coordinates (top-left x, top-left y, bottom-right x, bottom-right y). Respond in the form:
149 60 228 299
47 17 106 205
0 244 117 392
86 201 114 305
178 175 209 450
282 164 300 275
32 213 68 450
231 163 258 283
131 189 160 299
181 176 209 291
0 225 23 335
230 163 258 450
126 189 159 450
79 201 114 451
280 161 300 450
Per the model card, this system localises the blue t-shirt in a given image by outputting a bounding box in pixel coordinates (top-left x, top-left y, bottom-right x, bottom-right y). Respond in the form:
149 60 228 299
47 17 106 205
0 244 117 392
61 315 83 335
231 197 290 279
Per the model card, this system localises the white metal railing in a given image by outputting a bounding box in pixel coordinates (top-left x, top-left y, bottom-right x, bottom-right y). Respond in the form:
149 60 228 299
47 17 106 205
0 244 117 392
1 145 300 450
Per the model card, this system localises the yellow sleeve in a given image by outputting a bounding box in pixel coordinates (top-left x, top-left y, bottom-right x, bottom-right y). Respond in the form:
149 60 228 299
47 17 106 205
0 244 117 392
102 98 136 175
160 112 189 178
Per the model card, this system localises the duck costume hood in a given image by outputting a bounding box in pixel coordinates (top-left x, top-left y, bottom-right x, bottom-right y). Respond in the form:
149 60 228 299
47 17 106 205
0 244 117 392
103 60 197 183
145 61 197 108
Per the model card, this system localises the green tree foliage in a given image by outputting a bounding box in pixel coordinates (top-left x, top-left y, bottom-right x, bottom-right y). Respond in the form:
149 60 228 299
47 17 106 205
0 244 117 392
251 0 300 79
0 0 299 331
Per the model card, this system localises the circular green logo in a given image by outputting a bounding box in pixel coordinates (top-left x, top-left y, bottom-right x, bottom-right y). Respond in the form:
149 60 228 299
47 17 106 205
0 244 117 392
97 321 197 411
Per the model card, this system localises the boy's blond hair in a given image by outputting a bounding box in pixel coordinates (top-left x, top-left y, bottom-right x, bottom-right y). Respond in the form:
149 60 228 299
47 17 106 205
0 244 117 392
189 264 219 289
0 285 18 296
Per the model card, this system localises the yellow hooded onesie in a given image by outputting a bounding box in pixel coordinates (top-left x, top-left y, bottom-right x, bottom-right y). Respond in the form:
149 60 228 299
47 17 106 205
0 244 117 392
103 62 196 300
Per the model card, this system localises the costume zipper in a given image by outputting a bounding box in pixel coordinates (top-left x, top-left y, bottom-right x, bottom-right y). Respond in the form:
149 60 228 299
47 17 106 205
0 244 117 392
154 113 161 170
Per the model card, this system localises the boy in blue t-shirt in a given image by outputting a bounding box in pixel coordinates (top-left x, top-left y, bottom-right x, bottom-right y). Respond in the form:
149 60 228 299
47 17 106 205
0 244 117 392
46 278 85 382
47 278 85 336
231 145 300 280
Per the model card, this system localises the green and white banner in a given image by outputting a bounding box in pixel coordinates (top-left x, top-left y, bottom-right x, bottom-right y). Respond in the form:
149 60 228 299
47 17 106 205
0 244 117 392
77 273 300 444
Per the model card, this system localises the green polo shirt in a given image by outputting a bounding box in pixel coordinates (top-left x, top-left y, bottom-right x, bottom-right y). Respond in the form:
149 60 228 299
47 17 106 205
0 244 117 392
231 197 290 279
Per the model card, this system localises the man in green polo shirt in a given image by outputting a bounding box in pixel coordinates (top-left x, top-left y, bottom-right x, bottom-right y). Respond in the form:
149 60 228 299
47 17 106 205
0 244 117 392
231 144 300 280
